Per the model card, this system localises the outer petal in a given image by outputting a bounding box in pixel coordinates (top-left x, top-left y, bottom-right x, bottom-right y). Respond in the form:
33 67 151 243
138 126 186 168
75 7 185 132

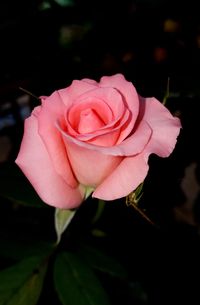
38 92 77 187
140 97 181 157
58 80 98 106
93 154 149 200
82 78 99 85
99 74 140 142
93 97 181 201
15 111 84 209
61 136 122 187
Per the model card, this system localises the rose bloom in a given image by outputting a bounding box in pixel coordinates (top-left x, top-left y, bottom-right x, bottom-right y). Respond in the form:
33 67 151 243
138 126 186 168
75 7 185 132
16 74 181 209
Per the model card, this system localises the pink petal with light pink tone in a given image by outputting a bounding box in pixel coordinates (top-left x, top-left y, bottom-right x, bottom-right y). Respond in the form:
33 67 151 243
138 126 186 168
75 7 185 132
61 136 122 187
87 129 120 147
64 87 132 146
82 78 99 85
93 153 149 200
73 107 130 144
140 97 181 157
67 108 130 147
77 108 105 133
58 80 98 106
15 111 84 209
72 87 125 124
57 119 152 156
38 92 77 188
93 97 181 200
66 98 113 136
99 74 139 142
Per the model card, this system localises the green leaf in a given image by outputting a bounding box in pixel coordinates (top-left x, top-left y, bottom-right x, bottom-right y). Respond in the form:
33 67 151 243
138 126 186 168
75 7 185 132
0 239 54 260
54 0 74 7
0 256 48 305
55 208 76 244
78 244 127 280
0 163 44 208
54 252 111 305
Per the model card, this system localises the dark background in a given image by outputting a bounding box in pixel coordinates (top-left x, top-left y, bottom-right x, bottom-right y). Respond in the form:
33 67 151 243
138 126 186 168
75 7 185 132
0 1 200 304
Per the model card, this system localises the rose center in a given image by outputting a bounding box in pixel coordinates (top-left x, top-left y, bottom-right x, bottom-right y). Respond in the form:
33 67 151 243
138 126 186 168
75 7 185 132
78 108 105 133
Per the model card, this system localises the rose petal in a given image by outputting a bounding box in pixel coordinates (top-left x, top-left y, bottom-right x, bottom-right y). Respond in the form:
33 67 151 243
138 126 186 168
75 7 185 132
65 86 131 147
140 97 181 157
74 108 130 144
73 108 130 147
62 136 122 187
77 108 105 133
73 87 125 122
93 153 149 200
58 80 98 106
82 78 99 85
93 97 181 201
38 92 77 187
57 119 152 156
99 74 139 142
87 129 121 146
15 112 84 208
66 98 113 135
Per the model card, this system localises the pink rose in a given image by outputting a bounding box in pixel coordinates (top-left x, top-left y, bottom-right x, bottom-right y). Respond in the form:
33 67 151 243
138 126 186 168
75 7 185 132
15 74 181 209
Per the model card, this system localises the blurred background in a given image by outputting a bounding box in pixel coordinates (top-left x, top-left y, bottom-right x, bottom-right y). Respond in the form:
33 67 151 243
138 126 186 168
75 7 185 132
0 0 200 304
